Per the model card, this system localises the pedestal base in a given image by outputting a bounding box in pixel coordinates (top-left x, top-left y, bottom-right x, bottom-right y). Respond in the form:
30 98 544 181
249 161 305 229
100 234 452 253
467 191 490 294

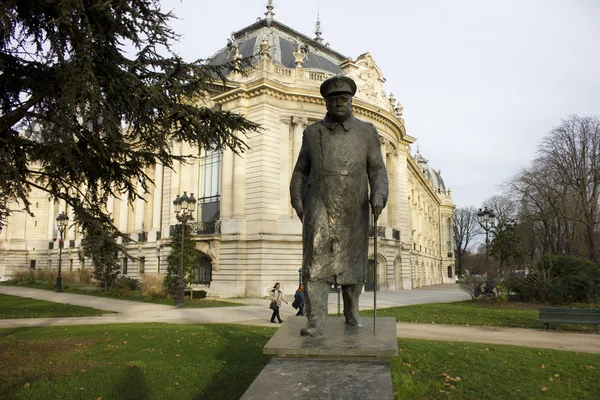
264 316 398 356
242 317 397 399
240 357 393 400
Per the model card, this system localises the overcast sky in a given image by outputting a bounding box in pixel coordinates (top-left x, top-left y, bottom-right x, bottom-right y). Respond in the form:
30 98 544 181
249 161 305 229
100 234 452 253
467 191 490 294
160 0 600 208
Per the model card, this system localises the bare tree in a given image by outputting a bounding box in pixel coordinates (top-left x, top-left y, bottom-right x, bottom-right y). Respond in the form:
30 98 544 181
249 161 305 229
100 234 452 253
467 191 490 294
538 115 600 263
508 115 600 263
453 206 480 276
485 194 517 228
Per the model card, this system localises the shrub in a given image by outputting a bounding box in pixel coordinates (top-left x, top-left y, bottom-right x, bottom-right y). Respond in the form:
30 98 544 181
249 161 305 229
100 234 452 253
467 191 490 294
513 254 600 305
194 289 207 299
77 268 92 284
140 274 164 296
458 275 484 301
115 276 139 291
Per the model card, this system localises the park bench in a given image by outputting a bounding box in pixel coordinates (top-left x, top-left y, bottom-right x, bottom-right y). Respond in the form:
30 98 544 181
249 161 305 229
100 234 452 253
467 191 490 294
538 307 600 333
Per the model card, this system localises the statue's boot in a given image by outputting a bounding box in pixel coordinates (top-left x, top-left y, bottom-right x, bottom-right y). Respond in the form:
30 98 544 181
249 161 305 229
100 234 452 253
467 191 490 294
342 282 364 327
300 280 329 337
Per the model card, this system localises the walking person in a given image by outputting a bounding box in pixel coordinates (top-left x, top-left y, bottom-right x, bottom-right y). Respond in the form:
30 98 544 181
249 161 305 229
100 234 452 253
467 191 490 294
269 283 288 323
294 284 306 316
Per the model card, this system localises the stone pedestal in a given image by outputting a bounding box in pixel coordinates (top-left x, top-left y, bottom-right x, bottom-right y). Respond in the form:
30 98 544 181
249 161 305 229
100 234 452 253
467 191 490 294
241 316 397 400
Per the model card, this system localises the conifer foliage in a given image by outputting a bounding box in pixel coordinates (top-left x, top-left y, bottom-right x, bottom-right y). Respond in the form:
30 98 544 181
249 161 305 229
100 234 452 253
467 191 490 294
164 223 201 295
0 0 258 232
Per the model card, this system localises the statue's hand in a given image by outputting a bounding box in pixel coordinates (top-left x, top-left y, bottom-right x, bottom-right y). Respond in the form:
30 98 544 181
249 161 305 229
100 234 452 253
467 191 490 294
371 195 385 217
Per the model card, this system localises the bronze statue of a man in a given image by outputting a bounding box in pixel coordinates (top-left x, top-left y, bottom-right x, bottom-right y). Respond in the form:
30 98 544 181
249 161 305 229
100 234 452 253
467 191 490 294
290 75 389 337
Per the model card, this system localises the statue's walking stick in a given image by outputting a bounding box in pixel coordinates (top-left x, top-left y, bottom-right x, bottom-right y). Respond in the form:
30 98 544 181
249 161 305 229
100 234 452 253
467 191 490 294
373 213 378 334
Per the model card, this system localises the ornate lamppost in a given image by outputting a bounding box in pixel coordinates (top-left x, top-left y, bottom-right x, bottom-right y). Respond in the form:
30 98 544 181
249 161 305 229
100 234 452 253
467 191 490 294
173 192 196 308
55 212 69 292
476 206 495 265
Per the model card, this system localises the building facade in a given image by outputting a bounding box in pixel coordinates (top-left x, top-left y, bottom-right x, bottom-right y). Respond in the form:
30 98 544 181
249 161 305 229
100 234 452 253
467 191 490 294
0 5 455 297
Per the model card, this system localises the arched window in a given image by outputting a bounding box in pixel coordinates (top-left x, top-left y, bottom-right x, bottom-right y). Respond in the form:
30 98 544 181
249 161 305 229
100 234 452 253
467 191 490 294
194 256 213 285
448 265 453 278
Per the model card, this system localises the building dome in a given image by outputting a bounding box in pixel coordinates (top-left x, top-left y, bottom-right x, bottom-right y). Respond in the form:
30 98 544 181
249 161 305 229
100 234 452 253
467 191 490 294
209 19 346 74
414 148 446 191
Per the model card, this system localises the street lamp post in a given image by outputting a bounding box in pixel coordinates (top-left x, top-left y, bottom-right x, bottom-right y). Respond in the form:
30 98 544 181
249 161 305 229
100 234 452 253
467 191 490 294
173 192 196 308
55 212 69 292
476 206 495 265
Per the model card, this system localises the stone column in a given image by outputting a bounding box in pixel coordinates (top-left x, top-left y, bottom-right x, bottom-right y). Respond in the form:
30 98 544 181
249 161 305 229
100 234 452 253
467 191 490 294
291 117 307 217
279 116 293 218
232 151 246 218
151 163 163 232
379 138 389 227
391 148 402 229
134 181 145 232
47 200 56 239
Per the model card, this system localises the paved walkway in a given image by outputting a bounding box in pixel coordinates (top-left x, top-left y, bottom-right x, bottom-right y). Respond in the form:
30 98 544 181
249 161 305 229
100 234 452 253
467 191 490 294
1 285 599 354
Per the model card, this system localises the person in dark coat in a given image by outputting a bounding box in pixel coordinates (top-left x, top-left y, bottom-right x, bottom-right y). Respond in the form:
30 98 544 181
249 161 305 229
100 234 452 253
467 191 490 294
290 75 388 337
294 284 306 316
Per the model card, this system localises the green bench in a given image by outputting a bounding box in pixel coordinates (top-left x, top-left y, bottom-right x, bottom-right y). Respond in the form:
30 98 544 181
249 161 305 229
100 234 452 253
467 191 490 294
538 307 600 333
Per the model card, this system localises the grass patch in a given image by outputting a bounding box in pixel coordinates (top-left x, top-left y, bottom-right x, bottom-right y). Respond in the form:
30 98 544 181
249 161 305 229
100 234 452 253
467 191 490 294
0 294 113 319
393 338 600 399
1 281 241 308
1 324 598 400
0 323 275 400
361 300 544 329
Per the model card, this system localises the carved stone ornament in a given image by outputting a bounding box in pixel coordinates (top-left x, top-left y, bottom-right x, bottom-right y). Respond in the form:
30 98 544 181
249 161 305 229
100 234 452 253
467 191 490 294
344 53 390 110
194 240 220 271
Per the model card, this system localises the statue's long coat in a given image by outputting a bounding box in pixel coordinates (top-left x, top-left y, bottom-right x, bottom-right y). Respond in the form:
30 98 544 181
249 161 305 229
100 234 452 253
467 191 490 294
290 114 389 285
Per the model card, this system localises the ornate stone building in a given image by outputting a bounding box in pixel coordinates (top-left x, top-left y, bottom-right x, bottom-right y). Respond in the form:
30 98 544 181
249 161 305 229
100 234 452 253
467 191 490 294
0 4 455 297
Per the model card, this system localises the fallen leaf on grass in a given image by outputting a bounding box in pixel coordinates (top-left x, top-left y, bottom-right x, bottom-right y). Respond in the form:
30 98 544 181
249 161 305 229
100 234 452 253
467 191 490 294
541 387 548 392
585 365 594 370
23 383 31 388
541 364 546 369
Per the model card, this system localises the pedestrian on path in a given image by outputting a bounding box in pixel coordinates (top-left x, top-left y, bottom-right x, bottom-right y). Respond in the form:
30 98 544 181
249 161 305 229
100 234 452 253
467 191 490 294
269 283 288 323
293 284 306 316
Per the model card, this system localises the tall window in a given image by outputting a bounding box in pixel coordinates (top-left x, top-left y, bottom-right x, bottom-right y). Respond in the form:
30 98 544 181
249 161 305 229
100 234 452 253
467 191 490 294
446 218 452 256
122 258 128 274
199 149 222 222
139 257 146 274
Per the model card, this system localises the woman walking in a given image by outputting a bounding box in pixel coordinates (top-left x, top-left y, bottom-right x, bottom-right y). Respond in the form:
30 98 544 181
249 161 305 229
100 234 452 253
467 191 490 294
294 284 306 316
269 283 288 323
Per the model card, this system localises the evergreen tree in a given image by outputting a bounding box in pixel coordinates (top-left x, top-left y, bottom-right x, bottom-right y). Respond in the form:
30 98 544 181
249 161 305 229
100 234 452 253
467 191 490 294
79 219 121 291
0 1 258 238
165 223 201 295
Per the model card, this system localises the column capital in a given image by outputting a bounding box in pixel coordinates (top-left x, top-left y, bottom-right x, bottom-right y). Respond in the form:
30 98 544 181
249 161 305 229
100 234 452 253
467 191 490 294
293 116 308 127
280 115 293 125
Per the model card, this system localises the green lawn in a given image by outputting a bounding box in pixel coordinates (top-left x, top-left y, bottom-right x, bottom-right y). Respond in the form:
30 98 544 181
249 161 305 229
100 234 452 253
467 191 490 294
1 282 242 308
393 338 600 399
0 323 273 400
361 300 544 329
1 323 598 400
0 294 113 319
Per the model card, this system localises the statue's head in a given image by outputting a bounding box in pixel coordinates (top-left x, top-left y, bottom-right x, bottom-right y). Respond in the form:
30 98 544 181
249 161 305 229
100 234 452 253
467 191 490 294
320 75 357 122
